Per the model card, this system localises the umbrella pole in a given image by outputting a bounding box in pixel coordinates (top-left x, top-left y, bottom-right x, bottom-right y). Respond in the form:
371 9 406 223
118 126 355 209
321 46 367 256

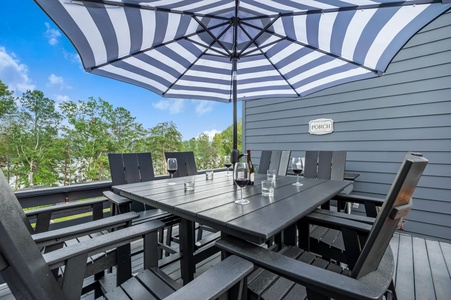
231 8 240 165
231 57 240 164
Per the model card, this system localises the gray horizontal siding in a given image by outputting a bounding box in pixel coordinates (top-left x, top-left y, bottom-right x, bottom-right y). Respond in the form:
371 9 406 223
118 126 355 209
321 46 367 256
243 11 451 242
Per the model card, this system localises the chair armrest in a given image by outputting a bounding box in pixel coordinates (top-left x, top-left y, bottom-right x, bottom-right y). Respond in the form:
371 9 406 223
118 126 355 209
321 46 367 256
24 198 108 216
333 194 384 217
305 212 373 234
33 212 139 247
313 209 376 225
344 172 360 181
25 198 108 233
43 220 165 269
334 194 384 206
103 191 131 206
217 236 393 300
164 255 253 300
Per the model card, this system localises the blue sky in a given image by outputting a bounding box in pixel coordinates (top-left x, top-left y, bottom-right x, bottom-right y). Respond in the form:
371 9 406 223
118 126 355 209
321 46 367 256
0 1 240 140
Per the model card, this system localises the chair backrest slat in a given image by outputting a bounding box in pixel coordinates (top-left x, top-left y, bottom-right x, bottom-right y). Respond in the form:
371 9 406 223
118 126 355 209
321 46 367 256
108 153 127 185
278 151 291 176
123 154 141 183
269 151 282 172
352 153 428 279
316 151 333 179
330 151 346 180
137 153 155 181
258 151 272 174
304 151 319 178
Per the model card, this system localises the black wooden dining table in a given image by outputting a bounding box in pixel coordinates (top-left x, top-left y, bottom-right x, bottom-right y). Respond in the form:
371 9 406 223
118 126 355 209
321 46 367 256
113 172 351 284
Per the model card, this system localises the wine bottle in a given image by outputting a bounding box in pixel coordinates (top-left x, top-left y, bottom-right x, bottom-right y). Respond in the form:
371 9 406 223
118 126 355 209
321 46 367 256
247 149 255 185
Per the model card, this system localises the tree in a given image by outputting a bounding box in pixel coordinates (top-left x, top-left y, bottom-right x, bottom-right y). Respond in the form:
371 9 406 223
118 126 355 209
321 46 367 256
4 90 61 187
213 120 242 161
0 80 16 119
0 80 17 182
186 133 219 170
59 97 146 182
147 122 182 175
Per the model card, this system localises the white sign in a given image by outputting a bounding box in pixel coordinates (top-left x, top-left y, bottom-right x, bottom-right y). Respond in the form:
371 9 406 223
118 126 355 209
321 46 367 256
309 118 334 135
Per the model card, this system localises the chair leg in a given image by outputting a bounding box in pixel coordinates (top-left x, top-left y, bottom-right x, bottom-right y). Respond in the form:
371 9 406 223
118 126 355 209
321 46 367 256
165 225 173 257
197 225 203 242
158 228 164 259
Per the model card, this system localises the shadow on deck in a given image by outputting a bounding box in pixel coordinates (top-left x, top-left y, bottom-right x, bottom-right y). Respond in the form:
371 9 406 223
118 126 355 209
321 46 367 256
1 232 449 300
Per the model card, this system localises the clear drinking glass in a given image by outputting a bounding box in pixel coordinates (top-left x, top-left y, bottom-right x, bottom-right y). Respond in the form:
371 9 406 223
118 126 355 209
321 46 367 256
224 155 232 176
167 158 178 185
233 162 249 204
291 157 303 186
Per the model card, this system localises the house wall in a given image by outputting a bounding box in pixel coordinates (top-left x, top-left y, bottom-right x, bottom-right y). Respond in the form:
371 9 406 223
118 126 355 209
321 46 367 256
242 11 451 242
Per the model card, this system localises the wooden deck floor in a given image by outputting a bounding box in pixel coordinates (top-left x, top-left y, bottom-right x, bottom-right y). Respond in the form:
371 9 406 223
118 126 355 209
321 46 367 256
1 232 450 299
390 233 451 300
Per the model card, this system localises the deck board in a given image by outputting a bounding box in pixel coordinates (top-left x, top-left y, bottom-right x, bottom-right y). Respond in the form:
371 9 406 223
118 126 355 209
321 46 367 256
413 236 436 300
426 240 451 300
395 234 415 300
1 232 450 299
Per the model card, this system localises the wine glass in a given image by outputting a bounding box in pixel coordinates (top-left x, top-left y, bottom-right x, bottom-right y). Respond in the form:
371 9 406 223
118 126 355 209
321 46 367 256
291 157 303 186
167 158 178 185
224 155 232 176
233 162 249 204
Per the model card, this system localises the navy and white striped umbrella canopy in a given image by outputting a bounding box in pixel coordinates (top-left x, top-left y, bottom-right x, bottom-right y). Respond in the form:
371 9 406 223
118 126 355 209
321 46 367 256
35 0 450 103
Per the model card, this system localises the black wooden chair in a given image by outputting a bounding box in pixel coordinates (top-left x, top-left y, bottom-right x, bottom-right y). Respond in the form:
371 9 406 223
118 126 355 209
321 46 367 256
164 151 198 177
217 152 428 300
304 150 347 181
257 150 291 176
0 170 254 300
104 153 180 259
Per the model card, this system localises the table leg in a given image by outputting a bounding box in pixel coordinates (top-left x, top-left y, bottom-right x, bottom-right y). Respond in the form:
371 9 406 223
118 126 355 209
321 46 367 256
179 218 195 284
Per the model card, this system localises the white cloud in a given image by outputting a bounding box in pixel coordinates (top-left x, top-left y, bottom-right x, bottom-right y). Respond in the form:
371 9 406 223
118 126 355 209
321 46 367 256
194 100 214 116
45 23 61 46
63 50 82 67
0 46 35 95
47 74 72 90
199 129 220 141
55 94 70 102
47 73 71 90
48 73 64 85
152 98 185 114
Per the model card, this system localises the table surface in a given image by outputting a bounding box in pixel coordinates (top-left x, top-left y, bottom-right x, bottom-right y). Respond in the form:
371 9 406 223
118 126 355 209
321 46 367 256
114 172 351 244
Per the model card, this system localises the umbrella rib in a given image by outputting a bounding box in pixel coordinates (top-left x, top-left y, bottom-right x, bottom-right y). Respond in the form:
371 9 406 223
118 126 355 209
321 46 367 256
238 25 301 97
192 16 232 57
237 15 281 57
242 21 379 74
162 32 228 97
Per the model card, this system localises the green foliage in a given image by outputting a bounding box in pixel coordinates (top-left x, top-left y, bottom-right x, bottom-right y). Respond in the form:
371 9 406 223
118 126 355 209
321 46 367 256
2 89 62 188
0 81 242 188
147 121 182 174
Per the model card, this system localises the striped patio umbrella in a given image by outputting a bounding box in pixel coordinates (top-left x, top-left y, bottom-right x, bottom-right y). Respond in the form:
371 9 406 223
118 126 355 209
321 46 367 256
34 0 450 162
